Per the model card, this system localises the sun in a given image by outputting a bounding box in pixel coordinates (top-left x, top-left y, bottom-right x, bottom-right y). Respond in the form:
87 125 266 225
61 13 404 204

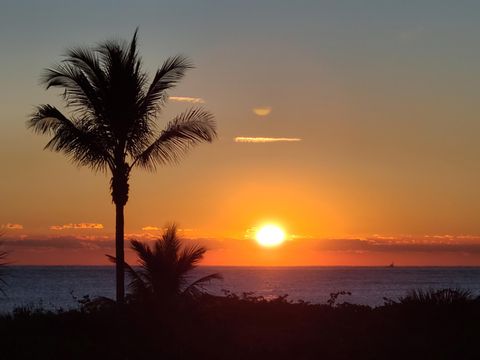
255 224 286 247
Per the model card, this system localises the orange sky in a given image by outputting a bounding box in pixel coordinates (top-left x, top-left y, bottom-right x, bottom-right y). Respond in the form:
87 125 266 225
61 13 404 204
1 1 480 265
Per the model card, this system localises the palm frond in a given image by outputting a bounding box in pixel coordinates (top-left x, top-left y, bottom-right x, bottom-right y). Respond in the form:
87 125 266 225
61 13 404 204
42 61 105 120
161 224 181 263
106 254 149 297
127 54 193 158
183 273 223 297
105 254 115 264
132 108 216 170
399 288 475 305
94 32 152 153
177 244 206 276
28 105 113 172
126 28 140 69
130 239 160 287
64 46 107 90
0 250 7 265
139 55 193 120
130 240 153 264
28 104 73 135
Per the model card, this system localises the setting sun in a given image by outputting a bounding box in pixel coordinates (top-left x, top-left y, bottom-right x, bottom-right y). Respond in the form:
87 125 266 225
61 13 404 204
255 224 286 247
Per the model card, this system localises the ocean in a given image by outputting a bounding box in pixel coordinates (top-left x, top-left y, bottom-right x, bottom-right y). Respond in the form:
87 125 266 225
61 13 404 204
0 266 479 313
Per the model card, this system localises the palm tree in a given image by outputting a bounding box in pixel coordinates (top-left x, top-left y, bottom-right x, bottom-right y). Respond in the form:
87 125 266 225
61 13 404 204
27 30 217 303
108 224 221 303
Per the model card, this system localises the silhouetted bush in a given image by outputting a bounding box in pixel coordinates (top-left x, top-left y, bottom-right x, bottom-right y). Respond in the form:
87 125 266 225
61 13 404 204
0 288 478 359
109 224 222 307
397 288 478 306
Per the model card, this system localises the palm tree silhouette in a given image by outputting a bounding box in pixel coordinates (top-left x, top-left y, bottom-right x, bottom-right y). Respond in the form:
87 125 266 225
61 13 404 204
108 224 221 303
27 30 217 303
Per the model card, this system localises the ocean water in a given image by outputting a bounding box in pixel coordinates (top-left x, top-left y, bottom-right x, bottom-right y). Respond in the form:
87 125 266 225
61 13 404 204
0 266 479 313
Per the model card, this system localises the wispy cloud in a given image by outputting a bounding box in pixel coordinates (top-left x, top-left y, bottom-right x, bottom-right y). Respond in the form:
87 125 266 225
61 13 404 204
2 223 23 230
3 235 113 250
252 106 272 116
49 223 104 230
141 226 196 234
169 96 205 104
1 233 200 252
234 137 302 143
310 235 480 253
141 226 162 231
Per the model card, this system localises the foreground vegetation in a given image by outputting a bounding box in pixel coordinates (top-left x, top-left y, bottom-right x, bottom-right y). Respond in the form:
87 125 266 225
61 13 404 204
0 289 478 360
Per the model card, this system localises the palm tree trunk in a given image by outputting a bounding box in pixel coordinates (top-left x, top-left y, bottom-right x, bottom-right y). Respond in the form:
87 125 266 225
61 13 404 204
115 203 125 304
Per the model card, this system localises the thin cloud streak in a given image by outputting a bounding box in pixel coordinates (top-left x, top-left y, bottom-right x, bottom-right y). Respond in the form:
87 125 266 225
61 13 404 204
141 226 162 231
169 96 205 104
141 226 196 233
235 137 302 143
2 235 113 250
49 223 104 230
2 223 24 230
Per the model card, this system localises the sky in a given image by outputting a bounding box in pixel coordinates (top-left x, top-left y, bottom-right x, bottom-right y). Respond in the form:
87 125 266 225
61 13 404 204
1 0 480 265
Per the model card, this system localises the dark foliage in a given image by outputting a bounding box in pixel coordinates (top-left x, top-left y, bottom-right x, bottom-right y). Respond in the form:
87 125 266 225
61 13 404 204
398 288 477 305
0 288 478 360
108 224 222 304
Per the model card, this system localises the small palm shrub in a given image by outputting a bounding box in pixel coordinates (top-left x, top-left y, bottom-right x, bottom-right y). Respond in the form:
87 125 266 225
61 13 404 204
109 224 221 305
398 288 477 306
